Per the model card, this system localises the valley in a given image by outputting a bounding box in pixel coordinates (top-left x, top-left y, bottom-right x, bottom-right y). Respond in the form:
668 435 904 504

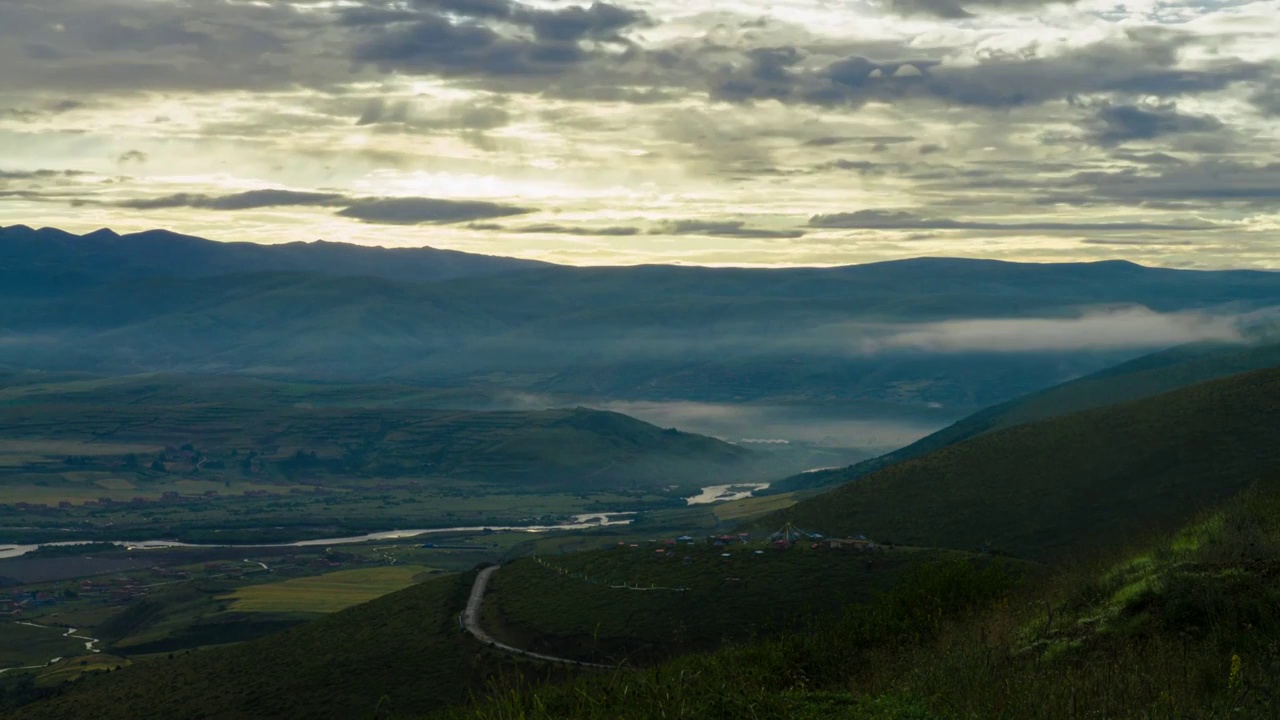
0 231 1277 719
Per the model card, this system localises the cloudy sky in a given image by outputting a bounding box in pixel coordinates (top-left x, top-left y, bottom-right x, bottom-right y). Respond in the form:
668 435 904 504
1 0 1277 267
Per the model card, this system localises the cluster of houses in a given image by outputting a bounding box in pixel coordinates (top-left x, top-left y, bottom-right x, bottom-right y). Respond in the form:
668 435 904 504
1 590 60 616
0 574 160 618
613 527 885 560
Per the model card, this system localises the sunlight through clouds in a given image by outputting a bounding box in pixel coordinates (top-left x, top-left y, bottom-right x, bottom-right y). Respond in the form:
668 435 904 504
0 0 1275 266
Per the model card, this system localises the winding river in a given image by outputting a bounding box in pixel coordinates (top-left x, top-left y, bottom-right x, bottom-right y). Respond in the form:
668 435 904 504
0 479 781 561
0 512 638 561
0 623 100 676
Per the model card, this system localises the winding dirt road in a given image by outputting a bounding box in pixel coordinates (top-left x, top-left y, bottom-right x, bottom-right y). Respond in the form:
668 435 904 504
462 565 616 670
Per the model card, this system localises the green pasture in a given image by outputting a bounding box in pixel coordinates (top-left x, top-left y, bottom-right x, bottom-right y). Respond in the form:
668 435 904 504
222 566 432 614
0 624 87 671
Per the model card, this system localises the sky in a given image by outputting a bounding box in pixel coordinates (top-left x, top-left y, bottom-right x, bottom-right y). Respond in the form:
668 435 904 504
0 0 1277 268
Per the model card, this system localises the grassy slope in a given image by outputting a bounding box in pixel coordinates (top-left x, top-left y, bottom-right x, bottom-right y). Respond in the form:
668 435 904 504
222 565 430 614
0 625 86 671
434 485 1280 720
770 341 1280 494
5 573 496 720
0 400 756 491
435 557 1022 720
91 582 312 656
484 545 966 665
771 367 1280 560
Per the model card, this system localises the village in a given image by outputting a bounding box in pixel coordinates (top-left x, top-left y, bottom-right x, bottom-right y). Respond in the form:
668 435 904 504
623 523 888 561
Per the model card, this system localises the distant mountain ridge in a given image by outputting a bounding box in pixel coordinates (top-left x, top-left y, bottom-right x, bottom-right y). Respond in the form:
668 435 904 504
3 225 1279 422
0 224 552 292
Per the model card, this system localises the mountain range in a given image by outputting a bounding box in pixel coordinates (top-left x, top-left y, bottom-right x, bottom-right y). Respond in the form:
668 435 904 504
3 226 1278 446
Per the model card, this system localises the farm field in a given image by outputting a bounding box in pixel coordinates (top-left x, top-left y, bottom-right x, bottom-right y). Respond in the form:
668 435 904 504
222 566 433 613
710 492 799 521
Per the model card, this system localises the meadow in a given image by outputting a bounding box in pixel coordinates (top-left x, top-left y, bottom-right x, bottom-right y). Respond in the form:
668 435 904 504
222 566 433 614
0 624 87 672
484 543 989 666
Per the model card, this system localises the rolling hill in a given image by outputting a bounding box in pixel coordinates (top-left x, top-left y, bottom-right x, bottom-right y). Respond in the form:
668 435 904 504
0 400 759 492
769 340 1280 493
3 230 1278 426
768 366 1280 560
0 225 549 293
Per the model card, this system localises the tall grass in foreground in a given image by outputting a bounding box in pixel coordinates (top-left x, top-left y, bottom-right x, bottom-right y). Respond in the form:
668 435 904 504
432 486 1280 720
431 559 1021 720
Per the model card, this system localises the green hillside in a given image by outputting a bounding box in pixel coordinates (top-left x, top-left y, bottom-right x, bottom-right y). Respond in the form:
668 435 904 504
3 573 500 720
435 483 1280 720
0 388 784 544
766 367 1280 560
483 544 978 666
769 340 1280 494
0 401 755 492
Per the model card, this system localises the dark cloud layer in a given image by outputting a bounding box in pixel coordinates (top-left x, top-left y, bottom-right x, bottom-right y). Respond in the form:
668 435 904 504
809 209 1216 231
509 223 642 236
337 197 534 224
346 0 651 87
1 0 1270 119
119 190 349 211
1081 102 1223 147
114 190 537 226
658 220 806 239
707 29 1270 111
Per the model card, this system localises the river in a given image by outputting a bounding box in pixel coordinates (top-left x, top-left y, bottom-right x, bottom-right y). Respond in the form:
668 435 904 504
684 483 771 505
1 479 777 560
0 512 637 561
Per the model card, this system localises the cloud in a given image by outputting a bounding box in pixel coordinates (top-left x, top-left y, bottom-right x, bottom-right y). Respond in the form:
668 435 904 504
1080 238 1197 246
657 220 806 239
1252 80 1280 117
507 223 642 236
1081 102 1223 147
706 29 1270 111
336 197 534 225
1038 160 1280 208
347 0 652 88
808 209 1215 232
803 136 915 147
118 190 349 211
0 169 90 181
850 307 1250 354
354 97 511 131
820 159 891 174
117 150 148 164
885 0 1073 19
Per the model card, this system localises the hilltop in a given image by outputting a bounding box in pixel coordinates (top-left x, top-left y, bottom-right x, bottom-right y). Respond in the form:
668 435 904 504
769 366 1280 559
0 225 549 292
